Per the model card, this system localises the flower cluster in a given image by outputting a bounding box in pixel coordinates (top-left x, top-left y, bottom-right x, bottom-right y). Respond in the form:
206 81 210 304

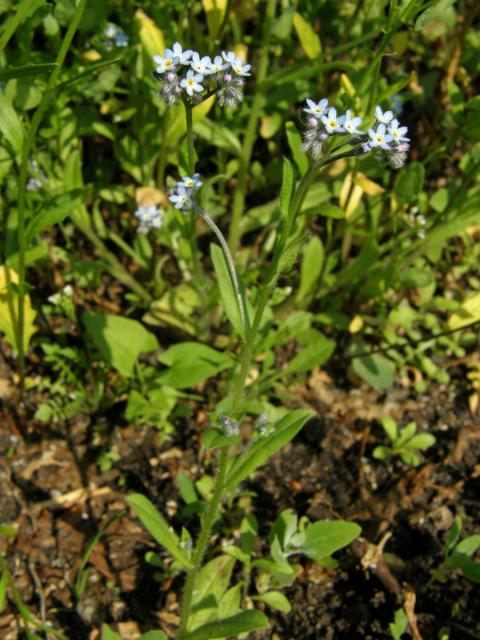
302 99 410 168
302 98 363 159
134 205 163 234
104 23 129 49
153 42 250 107
168 174 202 211
364 106 410 169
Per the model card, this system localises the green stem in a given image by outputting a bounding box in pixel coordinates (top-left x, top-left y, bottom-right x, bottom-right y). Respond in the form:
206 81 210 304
14 0 87 389
227 0 278 252
157 106 170 188
179 447 229 635
182 100 204 279
185 101 195 174
0 0 34 54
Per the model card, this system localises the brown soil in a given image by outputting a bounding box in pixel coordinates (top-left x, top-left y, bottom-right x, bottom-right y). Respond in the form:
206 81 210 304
1 354 479 639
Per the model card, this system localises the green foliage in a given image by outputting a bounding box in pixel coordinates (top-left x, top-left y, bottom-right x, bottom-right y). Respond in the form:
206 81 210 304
83 312 158 377
431 516 480 585
373 416 436 466
157 342 234 389
389 608 408 639
127 494 193 569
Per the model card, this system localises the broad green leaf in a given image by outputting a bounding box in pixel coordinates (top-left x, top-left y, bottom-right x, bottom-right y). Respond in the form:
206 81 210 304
218 583 242 619
404 433 436 450
395 162 425 205
101 625 121 640
372 446 392 460
224 409 314 492
194 118 241 156
127 494 193 569
299 520 361 562
181 610 268 640
25 190 84 244
178 473 198 505
447 293 480 330
279 157 295 220
381 416 398 442
157 341 233 389
83 312 158 378
389 608 408 640
139 632 168 640
253 591 291 613
211 243 249 337
455 535 480 557
352 352 395 390
297 236 323 302
0 266 37 352
135 10 165 59
281 337 335 376
293 12 321 60
415 0 456 31
188 555 236 631
202 0 228 39
396 422 417 446
445 516 462 556
251 558 296 584
0 63 58 82
0 92 23 155
240 515 258 554
319 203 346 219
144 283 201 335
285 121 308 176
270 509 298 549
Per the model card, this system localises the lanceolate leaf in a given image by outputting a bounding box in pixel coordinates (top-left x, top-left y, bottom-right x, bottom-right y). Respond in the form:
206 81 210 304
180 610 269 640
25 190 84 244
0 92 23 156
299 520 361 562
224 409 314 493
0 63 58 82
127 494 193 569
210 243 249 338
